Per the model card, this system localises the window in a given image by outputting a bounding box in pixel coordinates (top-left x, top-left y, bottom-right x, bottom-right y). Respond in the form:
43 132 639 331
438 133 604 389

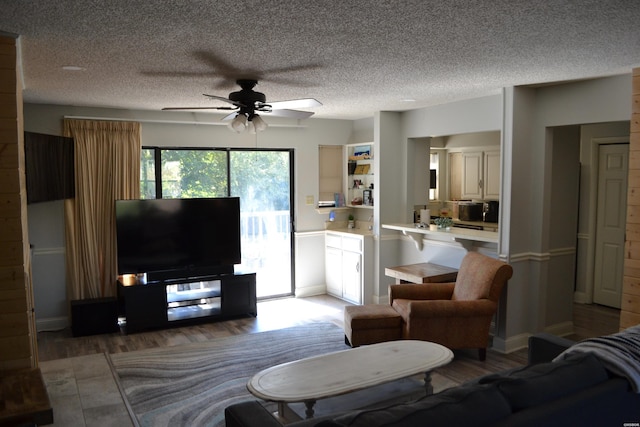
319 145 343 206
139 147 294 298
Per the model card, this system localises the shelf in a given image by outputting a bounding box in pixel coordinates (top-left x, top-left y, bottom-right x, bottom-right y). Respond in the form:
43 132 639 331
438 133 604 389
167 303 222 321
315 206 353 214
166 280 221 303
167 288 221 303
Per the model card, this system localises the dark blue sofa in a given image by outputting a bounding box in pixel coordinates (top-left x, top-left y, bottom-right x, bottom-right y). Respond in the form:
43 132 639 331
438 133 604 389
225 332 640 427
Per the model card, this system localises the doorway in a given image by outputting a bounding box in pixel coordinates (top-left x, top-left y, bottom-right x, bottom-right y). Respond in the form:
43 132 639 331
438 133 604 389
593 143 629 308
140 147 295 299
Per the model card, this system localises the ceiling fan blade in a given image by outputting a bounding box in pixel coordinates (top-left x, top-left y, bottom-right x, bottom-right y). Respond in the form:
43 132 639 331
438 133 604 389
222 112 238 121
162 106 238 111
265 98 322 110
203 93 245 107
265 109 315 119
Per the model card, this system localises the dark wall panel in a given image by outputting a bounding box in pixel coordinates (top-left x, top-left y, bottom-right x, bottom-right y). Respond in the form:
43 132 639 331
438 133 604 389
24 132 74 204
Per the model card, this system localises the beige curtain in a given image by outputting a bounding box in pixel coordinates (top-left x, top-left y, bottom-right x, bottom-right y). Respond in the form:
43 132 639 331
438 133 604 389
63 120 141 300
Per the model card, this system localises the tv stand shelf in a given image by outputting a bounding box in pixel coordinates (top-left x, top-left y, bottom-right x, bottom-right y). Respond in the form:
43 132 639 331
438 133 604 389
118 272 256 333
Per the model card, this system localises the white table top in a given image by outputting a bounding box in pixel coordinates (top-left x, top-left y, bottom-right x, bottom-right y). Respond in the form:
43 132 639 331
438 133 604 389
247 340 453 403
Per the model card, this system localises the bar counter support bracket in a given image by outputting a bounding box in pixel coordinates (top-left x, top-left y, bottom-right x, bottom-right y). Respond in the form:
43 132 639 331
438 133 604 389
402 230 424 251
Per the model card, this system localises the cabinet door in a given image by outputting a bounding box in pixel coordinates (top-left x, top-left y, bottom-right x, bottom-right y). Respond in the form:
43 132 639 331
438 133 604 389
341 250 362 304
122 284 167 333
461 151 483 199
222 274 257 317
483 150 500 200
325 246 343 297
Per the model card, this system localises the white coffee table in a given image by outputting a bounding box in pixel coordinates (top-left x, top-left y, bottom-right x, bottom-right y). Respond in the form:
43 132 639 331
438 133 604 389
247 340 453 420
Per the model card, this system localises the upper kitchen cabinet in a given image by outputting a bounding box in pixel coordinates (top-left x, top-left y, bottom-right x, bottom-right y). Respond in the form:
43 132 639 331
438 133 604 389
345 143 374 208
483 150 500 200
460 150 500 200
444 131 501 201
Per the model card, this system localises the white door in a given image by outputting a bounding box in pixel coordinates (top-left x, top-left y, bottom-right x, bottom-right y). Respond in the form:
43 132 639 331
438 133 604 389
593 143 629 308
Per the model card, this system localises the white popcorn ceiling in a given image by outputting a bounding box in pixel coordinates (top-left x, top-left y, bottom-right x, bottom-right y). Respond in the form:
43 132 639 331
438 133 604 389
1 0 639 120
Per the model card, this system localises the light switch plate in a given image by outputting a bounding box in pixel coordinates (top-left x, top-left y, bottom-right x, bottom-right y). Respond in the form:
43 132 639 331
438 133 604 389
305 195 314 205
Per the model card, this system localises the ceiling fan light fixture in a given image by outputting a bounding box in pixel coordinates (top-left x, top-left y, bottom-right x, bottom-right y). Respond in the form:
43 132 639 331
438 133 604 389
229 114 247 132
251 114 268 132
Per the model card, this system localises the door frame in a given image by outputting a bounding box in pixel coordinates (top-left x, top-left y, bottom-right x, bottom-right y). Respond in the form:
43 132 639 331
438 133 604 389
584 136 629 304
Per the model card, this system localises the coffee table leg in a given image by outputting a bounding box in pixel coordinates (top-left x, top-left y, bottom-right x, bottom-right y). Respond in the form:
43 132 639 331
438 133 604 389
304 400 316 418
424 371 433 395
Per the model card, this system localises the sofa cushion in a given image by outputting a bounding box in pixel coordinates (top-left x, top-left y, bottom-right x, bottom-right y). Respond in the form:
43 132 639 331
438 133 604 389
477 352 609 411
315 383 511 427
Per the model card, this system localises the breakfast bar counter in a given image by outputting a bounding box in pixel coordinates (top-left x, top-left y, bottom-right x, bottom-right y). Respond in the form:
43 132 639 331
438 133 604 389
382 223 498 250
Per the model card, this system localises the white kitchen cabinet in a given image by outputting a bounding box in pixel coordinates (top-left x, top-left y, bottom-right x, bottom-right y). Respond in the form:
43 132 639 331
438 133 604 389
483 150 500 200
324 231 373 304
461 151 483 199
460 150 500 200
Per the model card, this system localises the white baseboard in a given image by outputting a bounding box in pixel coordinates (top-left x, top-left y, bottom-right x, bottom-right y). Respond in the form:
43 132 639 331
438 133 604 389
544 321 574 338
36 316 68 332
295 285 327 298
492 332 530 354
493 320 574 354
573 291 591 304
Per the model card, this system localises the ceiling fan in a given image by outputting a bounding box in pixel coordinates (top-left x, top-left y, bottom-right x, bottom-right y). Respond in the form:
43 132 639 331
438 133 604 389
162 79 322 132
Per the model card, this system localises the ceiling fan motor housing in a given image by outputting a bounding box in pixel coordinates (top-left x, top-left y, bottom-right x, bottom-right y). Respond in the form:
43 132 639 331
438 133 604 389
229 79 267 116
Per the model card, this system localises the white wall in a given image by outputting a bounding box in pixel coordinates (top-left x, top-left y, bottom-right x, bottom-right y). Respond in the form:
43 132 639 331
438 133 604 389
24 73 634 345
24 104 354 329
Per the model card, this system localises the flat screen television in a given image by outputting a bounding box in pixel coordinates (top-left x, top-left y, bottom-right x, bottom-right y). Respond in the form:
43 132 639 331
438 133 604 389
115 197 241 281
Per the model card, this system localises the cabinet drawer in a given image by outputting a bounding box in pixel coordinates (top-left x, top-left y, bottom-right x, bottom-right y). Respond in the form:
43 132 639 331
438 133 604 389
325 233 342 248
341 236 362 252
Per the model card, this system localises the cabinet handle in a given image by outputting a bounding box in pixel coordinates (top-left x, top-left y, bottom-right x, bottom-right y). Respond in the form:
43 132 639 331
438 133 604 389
479 179 483 189
356 262 360 273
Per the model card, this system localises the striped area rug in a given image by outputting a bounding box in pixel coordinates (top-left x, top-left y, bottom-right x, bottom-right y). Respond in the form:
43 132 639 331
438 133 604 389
108 322 349 427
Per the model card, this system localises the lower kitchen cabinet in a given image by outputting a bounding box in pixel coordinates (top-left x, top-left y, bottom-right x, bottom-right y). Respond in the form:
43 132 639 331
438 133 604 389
325 231 373 304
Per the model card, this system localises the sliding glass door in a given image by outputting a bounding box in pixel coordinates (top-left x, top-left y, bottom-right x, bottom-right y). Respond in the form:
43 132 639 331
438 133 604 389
140 147 294 299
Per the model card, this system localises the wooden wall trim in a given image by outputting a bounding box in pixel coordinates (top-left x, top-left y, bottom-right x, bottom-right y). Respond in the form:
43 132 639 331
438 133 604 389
622 67 640 330
0 34 36 371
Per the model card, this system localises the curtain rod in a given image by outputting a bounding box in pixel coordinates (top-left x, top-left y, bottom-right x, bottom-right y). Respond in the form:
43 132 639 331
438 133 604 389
63 115 307 128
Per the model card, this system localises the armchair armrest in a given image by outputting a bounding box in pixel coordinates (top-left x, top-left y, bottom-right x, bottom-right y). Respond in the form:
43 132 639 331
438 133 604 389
406 299 497 318
527 333 575 365
389 283 455 304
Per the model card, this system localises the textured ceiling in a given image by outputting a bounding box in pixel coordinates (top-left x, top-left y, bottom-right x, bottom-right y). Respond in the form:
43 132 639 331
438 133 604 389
1 0 640 120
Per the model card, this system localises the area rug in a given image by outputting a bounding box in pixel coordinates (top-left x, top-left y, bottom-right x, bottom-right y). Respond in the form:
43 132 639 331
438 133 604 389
107 322 349 427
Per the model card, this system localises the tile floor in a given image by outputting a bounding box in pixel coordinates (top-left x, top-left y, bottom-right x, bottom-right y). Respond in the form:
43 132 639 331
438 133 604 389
40 354 134 426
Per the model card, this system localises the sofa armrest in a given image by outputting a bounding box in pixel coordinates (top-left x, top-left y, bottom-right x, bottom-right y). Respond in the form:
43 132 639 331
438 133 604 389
527 333 575 365
225 401 283 427
389 283 455 304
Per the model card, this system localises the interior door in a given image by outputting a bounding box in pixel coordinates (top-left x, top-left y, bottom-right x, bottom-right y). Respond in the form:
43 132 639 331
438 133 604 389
593 143 629 308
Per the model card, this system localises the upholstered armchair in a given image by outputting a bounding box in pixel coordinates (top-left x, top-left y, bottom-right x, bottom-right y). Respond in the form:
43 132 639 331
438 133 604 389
389 252 513 360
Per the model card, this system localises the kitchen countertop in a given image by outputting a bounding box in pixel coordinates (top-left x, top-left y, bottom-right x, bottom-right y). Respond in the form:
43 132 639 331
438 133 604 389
325 227 373 237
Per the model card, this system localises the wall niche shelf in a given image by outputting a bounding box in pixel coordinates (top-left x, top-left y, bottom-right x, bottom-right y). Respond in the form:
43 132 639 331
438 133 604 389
346 143 374 209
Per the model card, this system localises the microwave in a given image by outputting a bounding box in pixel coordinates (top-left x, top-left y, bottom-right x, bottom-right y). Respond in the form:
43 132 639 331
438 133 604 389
458 202 484 222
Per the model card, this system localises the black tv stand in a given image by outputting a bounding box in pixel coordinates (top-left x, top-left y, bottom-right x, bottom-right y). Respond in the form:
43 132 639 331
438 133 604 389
117 271 256 333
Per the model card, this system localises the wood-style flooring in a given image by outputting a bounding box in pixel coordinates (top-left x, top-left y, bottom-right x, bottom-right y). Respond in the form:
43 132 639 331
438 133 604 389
34 296 621 426
38 295 620 366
